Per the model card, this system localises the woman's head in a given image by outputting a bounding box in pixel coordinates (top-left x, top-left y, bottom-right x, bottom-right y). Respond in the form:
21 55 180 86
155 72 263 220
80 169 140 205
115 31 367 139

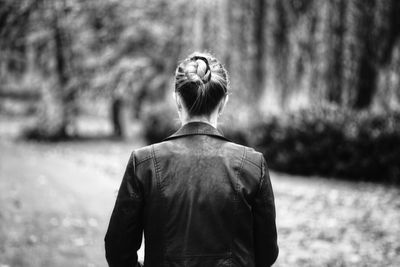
174 52 229 118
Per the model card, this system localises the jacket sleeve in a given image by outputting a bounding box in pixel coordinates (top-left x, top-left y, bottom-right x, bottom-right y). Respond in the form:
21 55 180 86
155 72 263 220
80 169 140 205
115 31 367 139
105 152 144 267
253 155 279 266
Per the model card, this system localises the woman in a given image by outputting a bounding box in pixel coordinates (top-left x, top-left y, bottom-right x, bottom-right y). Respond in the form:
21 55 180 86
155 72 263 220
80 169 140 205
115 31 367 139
105 52 279 267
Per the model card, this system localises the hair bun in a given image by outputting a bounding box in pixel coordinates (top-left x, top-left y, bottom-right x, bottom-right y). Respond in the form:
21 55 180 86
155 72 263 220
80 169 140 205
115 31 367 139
196 60 207 78
192 56 211 83
175 51 228 116
185 64 197 75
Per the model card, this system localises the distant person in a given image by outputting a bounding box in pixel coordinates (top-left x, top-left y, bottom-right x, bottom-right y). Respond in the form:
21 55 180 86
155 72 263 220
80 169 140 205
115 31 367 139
105 52 279 267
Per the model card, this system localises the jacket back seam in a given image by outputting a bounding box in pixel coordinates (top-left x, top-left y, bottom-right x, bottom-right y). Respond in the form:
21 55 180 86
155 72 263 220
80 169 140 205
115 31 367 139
230 147 247 265
151 145 166 265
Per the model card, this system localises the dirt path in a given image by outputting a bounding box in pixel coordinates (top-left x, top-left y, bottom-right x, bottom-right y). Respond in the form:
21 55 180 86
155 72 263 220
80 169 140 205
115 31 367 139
0 139 144 267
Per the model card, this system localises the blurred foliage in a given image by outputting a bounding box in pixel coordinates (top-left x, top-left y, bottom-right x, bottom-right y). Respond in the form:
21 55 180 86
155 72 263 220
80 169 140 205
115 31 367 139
251 105 400 184
2 0 400 135
0 0 183 138
141 101 179 144
1 0 400 180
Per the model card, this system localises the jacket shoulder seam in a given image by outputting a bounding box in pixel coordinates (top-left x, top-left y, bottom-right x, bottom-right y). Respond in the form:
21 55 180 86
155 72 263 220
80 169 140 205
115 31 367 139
242 147 262 169
243 157 261 169
136 155 152 166
235 147 247 194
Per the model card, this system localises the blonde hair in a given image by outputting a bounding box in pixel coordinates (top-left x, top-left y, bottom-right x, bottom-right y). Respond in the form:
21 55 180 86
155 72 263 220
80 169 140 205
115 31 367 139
175 52 229 116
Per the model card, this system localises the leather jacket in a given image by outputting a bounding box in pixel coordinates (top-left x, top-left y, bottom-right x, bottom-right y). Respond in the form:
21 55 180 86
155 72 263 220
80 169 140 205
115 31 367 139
105 121 278 267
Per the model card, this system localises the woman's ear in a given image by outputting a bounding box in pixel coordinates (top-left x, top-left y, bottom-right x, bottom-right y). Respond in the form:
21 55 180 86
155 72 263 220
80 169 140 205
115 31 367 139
173 92 182 111
218 94 229 115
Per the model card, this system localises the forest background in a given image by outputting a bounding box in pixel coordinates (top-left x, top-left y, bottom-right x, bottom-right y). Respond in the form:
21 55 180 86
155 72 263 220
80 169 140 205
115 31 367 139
2 0 400 182
2 0 400 181
1 0 400 266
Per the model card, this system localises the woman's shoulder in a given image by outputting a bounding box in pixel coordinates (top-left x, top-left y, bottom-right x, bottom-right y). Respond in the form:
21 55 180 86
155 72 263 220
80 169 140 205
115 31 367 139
132 140 265 169
131 144 153 166
131 140 180 165
224 141 265 169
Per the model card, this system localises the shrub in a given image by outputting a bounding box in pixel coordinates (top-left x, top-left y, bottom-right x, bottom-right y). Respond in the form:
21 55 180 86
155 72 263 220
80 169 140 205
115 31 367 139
251 105 400 184
141 102 251 146
141 102 180 144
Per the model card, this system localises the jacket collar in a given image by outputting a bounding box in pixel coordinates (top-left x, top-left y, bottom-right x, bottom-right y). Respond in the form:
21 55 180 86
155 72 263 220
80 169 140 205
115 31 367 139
163 121 230 142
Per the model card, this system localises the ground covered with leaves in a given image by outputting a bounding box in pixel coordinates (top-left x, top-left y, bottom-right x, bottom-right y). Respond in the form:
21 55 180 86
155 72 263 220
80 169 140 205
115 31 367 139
0 137 399 267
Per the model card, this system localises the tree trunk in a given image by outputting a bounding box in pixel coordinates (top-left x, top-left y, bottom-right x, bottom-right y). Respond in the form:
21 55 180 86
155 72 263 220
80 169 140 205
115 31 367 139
32 4 70 140
354 54 377 109
193 0 204 51
273 0 290 107
111 96 125 138
52 12 68 137
253 0 266 101
326 0 346 104
352 0 377 109
222 0 232 70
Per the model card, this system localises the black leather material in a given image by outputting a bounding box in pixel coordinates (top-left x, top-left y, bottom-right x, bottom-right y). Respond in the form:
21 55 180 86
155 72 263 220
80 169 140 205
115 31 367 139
105 122 278 267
